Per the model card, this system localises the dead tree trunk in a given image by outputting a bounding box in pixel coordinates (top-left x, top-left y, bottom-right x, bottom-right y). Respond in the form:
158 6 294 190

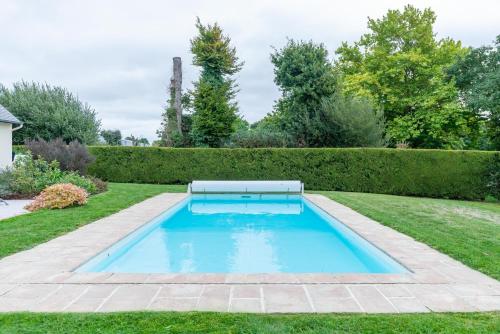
172 57 182 134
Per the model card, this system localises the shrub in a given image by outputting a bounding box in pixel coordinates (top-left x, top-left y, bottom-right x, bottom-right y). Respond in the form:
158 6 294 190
10 155 63 196
321 94 387 147
25 138 95 175
88 147 497 200
25 183 88 211
58 173 97 194
6 154 98 197
88 176 108 194
486 153 500 199
228 129 289 148
0 168 14 197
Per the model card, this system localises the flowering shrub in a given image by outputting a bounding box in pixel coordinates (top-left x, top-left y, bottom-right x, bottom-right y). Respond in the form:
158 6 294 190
2 154 97 198
26 183 88 211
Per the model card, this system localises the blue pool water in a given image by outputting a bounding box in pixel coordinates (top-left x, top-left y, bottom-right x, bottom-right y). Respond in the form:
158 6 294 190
77 194 407 274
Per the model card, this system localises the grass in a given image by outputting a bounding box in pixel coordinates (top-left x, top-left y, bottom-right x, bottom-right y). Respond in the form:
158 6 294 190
0 312 499 333
1 185 499 332
317 191 500 280
0 183 186 259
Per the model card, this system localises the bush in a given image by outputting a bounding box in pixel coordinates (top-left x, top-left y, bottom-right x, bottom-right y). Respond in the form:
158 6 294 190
25 138 95 175
58 173 97 194
486 153 500 199
3 154 98 197
0 169 15 197
88 147 497 200
10 155 63 196
321 94 387 147
25 183 88 211
88 176 108 194
228 129 289 148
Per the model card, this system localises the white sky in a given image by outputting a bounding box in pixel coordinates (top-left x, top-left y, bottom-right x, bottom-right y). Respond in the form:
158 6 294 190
1 0 499 142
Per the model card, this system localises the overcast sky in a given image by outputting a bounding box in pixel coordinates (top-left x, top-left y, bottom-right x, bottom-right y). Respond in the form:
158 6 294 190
1 0 499 142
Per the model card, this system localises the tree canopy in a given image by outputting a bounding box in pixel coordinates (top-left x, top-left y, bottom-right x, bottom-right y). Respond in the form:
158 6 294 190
447 35 500 150
268 40 385 147
0 81 101 145
190 18 243 147
335 5 477 149
100 129 122 146
270 40 337 146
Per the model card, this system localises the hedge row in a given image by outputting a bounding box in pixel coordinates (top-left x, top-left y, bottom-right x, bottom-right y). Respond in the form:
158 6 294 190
87 147 498 200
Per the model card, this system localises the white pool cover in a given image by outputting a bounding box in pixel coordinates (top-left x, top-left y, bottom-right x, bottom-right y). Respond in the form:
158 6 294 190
189 180 304 194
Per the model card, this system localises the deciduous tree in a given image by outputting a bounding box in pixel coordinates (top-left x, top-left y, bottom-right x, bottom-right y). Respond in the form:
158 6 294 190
0 81 101 144
335 5 476 148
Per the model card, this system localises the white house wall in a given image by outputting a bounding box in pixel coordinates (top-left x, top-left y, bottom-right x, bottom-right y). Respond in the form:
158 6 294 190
0 122 13 169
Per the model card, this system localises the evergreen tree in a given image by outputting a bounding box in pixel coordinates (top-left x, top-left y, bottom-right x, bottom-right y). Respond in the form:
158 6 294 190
270 40 337 146
190 18 243 147
447 36 500 149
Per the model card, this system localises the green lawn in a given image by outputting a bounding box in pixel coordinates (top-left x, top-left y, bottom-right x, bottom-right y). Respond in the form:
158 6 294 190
1 185 500 332
0 183 186 259
316 191 500 280
0 312 499 334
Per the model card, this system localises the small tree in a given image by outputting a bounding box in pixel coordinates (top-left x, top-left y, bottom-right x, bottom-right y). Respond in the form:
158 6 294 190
270 40 337 146
100 129 122 146
125 135 149 146
190 18 243 147
0 81 101 144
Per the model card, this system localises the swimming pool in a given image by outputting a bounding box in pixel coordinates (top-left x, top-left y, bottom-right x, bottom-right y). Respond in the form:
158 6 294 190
77 194 408 274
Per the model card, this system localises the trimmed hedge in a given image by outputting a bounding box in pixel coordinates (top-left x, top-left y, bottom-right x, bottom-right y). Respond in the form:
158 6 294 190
87 147 498 200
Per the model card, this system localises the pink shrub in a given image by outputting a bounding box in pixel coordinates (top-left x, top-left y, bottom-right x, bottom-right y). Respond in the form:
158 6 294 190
26 183 88 211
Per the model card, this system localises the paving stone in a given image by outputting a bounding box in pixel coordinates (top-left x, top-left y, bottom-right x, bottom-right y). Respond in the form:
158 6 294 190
230 298 262 312
98 285 160 311
313 297 362 313
64 297 104 312
295 273 340 284
3 284 60 299
389 297 429 313
307 285 352 299
64 272 112 283
447 284 498 297
0 284 16 296
33 285 88 311
376 284 413 298
463 295 500 311
158 285 203 298
414 292 477 312
232 285 261 299
149 297 198 311
197 285 231 312
104 273 149 283
263 285 312 313
348 285 397 313
81 285 119 299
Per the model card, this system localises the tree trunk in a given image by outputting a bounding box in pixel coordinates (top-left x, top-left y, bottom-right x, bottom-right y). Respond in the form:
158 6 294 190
172 57 183 134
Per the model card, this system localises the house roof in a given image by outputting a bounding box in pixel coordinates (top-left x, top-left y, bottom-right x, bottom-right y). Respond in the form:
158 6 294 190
0 104 21 125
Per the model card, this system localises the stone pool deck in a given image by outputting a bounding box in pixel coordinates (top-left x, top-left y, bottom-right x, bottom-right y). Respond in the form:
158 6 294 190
0 193 499 313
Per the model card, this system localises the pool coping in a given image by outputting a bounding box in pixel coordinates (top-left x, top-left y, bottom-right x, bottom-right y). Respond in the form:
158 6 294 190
0 192 499 313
